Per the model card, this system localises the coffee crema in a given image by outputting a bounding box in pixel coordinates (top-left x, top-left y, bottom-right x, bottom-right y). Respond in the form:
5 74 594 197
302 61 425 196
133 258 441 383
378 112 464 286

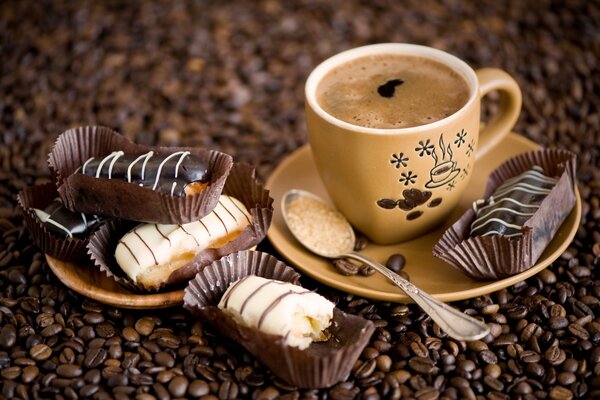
316 54 470 129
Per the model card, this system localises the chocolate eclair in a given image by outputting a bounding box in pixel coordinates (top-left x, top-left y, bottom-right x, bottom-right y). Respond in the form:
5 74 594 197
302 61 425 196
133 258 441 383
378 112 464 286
470 166 558 238
433 149 577 281
114 195 253 290
184 251 376 389
49 126 233 224
79 150 209 197
18 183 98 262
219 275 334 350
33 198 101 238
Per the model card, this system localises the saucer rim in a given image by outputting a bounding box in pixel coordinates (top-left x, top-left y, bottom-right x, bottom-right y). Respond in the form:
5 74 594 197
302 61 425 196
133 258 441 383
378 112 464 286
265 133 582 303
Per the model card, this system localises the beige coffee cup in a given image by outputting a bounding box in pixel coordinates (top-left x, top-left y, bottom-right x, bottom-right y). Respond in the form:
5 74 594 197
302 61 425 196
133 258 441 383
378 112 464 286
305 43 522 244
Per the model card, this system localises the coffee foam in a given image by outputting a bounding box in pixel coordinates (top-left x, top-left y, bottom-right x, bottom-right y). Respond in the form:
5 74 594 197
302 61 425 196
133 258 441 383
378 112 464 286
317 55 470 129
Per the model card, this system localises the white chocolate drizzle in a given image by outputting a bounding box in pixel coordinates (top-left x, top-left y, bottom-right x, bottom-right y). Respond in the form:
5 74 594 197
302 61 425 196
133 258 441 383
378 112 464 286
471 166 558 238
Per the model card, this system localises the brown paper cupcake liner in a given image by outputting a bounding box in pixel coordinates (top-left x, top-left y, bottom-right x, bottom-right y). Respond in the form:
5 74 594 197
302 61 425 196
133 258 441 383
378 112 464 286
87 218 145 293
87 162 274 291
183 250 376 389
17 183 96 262
48 125 233 224
433 148 577 280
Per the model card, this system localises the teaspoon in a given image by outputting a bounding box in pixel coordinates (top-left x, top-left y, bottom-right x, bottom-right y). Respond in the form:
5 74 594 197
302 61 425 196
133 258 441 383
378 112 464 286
281 189 490 341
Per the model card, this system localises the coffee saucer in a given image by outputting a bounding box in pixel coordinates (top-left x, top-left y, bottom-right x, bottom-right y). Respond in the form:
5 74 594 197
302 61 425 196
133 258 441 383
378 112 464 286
265 133 581 302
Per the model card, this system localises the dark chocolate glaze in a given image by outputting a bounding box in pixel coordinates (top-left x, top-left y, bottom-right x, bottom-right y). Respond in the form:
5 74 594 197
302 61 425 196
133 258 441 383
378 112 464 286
33 198 100 238
470 166 558 238
80 151 209 197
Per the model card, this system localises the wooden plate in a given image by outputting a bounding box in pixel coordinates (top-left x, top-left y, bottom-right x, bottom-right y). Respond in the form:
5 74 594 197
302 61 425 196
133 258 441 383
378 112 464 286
46 243 259 309
265 133 582 302
46 255 185 309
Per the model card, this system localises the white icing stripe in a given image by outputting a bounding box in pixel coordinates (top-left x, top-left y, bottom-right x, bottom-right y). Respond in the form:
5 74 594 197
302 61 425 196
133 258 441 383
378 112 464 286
471 208 535 232
170 182 177 196
34 209 73 238
492 183 552 199
107 151 124 179
499 169 558 189
480 230 523 238
140 151 154 181
81 157 95 174
471 217 522 234
152 151 186 191
127 152 152 183
95 152 119 178
472 207 536 227
174 152 190 179
81 213 87 226
477 197 540 212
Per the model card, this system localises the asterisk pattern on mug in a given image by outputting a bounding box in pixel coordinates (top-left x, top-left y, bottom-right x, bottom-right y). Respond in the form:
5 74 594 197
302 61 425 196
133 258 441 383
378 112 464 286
390 152 409 168
454 129 467 147
466 139 476 157
399 171 417 186
415 139 434 157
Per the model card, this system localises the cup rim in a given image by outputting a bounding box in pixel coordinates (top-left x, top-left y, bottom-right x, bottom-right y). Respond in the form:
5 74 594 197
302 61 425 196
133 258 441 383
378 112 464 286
305 43 479 135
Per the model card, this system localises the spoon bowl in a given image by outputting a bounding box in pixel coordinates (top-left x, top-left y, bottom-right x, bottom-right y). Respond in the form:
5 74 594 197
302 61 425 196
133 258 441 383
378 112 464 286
281 189 490 342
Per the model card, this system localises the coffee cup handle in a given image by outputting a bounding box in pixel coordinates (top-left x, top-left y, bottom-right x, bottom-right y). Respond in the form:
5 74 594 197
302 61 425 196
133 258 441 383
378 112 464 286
475 68 522 160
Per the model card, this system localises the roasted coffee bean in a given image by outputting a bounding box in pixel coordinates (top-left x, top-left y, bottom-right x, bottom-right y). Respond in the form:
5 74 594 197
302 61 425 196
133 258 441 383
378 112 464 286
385 254 406 273
353 234 368 251
83 312 104 325
95 322 116 338
152 382 170 400
56 364 82 378
218 379 239 400
187 379 209 397
84 369 101 384
168 375 189 397
1 366 21 380
78 326 95 341
80 384 100 397
154 351 175 368
30 343 52 360
408 357 435 374
479 350 498 364
59 347 75 364
332 259 358 275
107 374 128 387
135 318 155 336
21 365 39 383
0 324 17 348
355 359 376 379
549 386 574 400
122 326 140 342
84 347 107 368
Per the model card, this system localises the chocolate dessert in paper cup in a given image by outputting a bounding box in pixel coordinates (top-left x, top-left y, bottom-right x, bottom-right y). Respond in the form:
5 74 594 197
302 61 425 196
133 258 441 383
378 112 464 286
87 163 274 291
433 148 576 280
48 125 233 224
183 250 376 389
18 182 103 262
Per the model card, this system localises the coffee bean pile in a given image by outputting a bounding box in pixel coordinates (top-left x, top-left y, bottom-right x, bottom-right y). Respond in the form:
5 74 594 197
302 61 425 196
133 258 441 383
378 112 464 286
1 0 599 399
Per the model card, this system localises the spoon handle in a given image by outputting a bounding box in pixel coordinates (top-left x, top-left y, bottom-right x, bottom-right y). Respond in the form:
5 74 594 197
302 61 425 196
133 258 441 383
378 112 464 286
345 252 490 341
